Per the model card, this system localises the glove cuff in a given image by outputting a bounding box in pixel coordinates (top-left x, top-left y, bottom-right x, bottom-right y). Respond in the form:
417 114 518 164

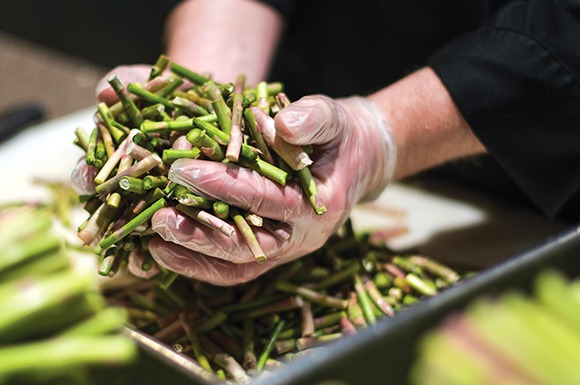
346 96 397 202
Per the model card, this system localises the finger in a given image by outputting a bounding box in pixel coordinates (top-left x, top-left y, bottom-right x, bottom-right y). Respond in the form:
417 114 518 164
95 65 152 105
168 159 307 221
151 207 286 264
149 237 281 286
127 248 159 279
70 156 97 195
274 95 344 145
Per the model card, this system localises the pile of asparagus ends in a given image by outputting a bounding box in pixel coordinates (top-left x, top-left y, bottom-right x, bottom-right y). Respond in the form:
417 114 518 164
72 56 466 383
0 206 135 385
75 55 324 275
411 270 580 385
105 219 462 383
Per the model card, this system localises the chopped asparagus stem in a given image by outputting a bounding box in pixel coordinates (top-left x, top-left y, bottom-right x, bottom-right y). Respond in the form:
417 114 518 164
230 207 266 263
251 107 312 171
175 204 235 237
243 108 274 164
213 200 230 220
297 167 327 215
107 74 144 127
148 54 170 81
188 128 225 161
204 81 232 135
190 118 259 161
170 62 214 86
226 75 245 162
127 83 173 109
96 197 168 255
257 320 285 372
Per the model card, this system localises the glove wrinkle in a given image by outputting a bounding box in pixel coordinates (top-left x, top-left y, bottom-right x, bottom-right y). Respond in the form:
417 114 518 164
145 95 396 285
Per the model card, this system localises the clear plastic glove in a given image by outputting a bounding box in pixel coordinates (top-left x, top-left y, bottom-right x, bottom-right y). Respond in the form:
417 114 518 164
95 64 152 105
149 95 397 285
70 65 150 193
70 156 98 196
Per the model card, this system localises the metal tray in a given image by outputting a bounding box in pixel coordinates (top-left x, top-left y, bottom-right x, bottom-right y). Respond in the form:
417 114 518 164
91 224 580 385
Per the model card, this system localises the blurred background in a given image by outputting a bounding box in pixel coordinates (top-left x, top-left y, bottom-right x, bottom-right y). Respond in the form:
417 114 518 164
0 32 105 119
0 0 171 120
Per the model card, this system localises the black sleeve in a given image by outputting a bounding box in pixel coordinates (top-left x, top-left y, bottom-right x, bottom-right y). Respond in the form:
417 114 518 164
427 0 580 218
164 0 297 19
255 0 299 19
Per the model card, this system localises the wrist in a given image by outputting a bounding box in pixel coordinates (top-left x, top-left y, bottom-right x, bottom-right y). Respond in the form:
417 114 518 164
337 96 397 203
164 0 284 85
368 67 486 180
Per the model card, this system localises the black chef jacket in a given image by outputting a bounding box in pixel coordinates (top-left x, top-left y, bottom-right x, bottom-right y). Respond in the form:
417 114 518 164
257 0 580 222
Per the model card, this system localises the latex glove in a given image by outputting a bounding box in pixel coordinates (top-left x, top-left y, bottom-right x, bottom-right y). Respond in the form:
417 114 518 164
70 156 98 196
95 64 152 105
69 135 126 198
70 65 149 193
149 95 397 285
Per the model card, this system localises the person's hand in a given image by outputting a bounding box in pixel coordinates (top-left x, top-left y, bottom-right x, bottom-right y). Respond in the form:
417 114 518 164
95 64 152 105
149 95 397 285
70 64 156 195
70 156 98 196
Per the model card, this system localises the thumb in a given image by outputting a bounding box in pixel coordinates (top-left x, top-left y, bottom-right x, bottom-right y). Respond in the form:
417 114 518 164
274 95 344 145
95 64 152 105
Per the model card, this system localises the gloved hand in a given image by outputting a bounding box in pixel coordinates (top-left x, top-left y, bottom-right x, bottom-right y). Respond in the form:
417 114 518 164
70 156 98 196
149 95 397 285
72 62 190 195
95 64 152 105
70 65 152 195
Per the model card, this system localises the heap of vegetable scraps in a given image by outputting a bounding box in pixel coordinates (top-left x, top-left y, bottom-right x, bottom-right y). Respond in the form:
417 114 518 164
74 55 324 278
411 270 580 385
0 206 135 385
73 57 466 383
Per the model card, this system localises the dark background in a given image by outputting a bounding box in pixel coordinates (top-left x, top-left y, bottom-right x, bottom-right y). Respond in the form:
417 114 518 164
0 0 171 120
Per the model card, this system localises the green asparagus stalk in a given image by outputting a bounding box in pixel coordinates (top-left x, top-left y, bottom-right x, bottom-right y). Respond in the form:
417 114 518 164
213 200 230 220
0 336 135 374
190 118 260 161
255 81 270 115
243 107 274 164
199 335 250 384
204 81 232 135
257 320 285 372
119 176 147 194
85 127 98 166
149 54 170 81
95 197 168 255
95 137 107 162
127 83 174 109
162 148 201 163
353 274 377 324
95 154 162 196
97 102 127 144
175 204 235 237
188 128 225 161
298 167 327 215
142 175 169 190
230 207 266 263
107 74 144 127
251 107 312 171
275 281 348 309
171 97 210 117
170 62 213 86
